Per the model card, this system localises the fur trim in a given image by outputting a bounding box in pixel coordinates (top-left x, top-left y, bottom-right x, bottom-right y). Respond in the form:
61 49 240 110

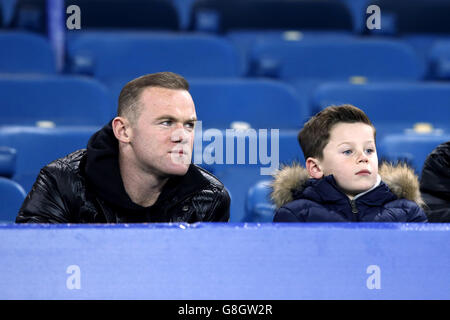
271 161 424 208
379 162 425 207
270 162 309 208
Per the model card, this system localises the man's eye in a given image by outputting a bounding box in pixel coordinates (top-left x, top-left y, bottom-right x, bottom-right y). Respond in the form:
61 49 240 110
185 122 195 129
161 120 172 126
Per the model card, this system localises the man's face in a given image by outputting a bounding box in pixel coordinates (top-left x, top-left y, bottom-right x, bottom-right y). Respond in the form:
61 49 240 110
129 87 197 177
319 122 378 197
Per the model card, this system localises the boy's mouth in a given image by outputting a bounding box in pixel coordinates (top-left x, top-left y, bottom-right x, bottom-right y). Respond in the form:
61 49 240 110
355 169 371 175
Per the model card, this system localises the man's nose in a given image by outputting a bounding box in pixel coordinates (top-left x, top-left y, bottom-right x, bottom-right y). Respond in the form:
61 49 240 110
171 125 190 143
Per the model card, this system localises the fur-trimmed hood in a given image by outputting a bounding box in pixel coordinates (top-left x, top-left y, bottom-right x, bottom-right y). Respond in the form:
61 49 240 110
271 162 425 209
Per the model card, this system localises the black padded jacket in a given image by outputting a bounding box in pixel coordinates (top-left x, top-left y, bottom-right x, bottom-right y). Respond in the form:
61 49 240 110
16 122 230 223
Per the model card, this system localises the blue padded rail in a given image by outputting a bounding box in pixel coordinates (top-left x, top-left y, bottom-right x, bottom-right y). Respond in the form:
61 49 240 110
0 223 448 299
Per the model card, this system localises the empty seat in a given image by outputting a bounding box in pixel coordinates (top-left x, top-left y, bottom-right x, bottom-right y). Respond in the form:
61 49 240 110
378 133 450 175
245 180 275 222
11 0 180 33
189 79 309 130
0 125 99 192
0 176 26 222
65 0 179 30
190 0 353 33
249 39 425 80
429 41 450 80
370 0 450 35
0 146 17 178
10 0 47 34
67 32 241 81
313 82 450 132
0 75 113 126
0 31 56 74
198 129 302 222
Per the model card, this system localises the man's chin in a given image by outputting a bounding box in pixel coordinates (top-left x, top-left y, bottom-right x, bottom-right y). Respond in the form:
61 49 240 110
165 162 190 176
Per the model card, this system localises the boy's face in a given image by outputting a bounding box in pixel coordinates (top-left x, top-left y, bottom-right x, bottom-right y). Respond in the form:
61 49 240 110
319 122 378 198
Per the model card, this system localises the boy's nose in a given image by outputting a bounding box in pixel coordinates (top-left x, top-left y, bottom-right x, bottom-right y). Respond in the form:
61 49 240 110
357 151 369 163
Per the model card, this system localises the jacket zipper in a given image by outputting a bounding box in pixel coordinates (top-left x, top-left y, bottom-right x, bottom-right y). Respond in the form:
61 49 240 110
350 199 359 221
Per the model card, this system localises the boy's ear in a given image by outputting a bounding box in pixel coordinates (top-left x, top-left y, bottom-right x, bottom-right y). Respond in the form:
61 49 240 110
306 157 324 179
112 116 132 143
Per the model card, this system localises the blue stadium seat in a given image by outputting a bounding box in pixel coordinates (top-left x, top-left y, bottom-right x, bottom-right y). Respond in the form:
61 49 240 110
190 0 353 33
0 75 113 126
313 82 450 133
378 133 450 175
249 39 425 80
0 176 26 222
0 146 16 178
11 0 180 33
227 30 355 76
198 129 302 222
67 32 241 81
65 0 179 31
0 31 56 74
245 180 275 222
429 41 450 80
0 125 99 192
369 0 450 35
10 0 47 34
189 79 309 130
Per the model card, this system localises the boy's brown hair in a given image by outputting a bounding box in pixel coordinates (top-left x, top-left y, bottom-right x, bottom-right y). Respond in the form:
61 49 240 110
298 104 376 160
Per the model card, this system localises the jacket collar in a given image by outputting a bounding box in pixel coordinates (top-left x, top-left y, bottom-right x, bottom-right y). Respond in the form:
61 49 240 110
271 162 424 208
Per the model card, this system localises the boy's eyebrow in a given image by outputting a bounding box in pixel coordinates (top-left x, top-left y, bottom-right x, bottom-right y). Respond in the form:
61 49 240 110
337 140 375 146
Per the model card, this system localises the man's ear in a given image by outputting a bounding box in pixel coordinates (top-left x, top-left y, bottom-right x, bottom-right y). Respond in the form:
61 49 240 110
112 117 132 143
306 157 324 179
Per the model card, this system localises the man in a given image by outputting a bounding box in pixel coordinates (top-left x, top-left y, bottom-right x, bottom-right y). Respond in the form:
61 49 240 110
16 72 230 223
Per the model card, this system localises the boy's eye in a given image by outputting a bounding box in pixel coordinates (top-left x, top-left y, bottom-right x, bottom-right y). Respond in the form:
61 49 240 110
343 150 352 155
366 148 375 154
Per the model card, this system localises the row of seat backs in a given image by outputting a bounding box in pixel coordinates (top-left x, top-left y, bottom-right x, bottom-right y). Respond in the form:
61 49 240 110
0 75 308 129
8 31 450 82
2 74 450 130
5 0 450 35
3 31 435 79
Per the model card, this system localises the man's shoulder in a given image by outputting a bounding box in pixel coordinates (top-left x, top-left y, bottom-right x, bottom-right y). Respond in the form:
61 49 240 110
44 149 87 175
192 164 226 190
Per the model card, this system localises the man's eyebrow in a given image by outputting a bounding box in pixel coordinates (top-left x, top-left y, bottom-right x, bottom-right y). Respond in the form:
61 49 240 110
155 115 197 122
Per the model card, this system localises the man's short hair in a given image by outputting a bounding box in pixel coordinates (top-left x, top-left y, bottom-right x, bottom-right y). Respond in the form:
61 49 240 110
117 72 190 124
298 104 376 160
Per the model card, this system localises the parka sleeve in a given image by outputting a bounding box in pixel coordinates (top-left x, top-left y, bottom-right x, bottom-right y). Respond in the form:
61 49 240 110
15 164 72 223
406 203 428 222
273 206 305 222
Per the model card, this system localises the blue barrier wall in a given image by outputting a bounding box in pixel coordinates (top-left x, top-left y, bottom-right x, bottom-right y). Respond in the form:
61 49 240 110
0 223 448 299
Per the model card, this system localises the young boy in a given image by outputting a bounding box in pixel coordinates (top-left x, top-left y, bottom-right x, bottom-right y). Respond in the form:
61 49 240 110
271 104 427 222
